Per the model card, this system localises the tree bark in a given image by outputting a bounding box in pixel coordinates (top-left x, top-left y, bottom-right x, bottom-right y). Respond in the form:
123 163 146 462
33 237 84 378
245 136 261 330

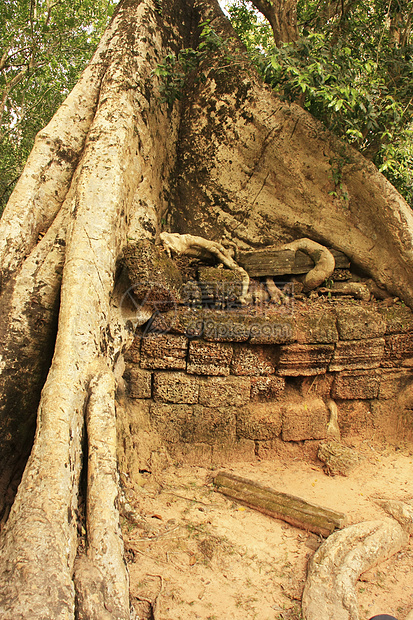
251 0 298 46
0 0 184 617
302 519 409 620
0 0 413 617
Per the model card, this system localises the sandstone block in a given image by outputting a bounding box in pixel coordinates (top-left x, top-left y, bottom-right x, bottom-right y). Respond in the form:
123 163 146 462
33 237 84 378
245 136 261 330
335 306 386 340
148 307 204 339
237 402 283 440
202 310 250 342
370 400 400 439
126 367 152 399
150 403 194 443
382 332 413 367
336 400 373 436
192 406 237 444
298 374 334 398
140 333 188 370
379 369 413 399
211 439 256 465
329 338 384 371
277 344 334 376
187 340 233 375
249 315 296 344
332 370 380 399
167 443 213 467
126 399 151 435
231 344 277 376
281 398 329 441
199 376 251 407
250 376 286 401
123 239 182 309
317 441 362 475
150 403 237 445
198 266 244 305
153 372 199 404
296 308 338 344
377 303 413 334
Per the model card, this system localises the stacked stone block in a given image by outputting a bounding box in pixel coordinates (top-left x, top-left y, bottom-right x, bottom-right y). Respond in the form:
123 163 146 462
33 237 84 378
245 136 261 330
123 301 413 463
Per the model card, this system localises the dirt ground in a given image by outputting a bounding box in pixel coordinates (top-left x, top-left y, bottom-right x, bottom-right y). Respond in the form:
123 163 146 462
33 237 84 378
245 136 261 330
122 437 413 620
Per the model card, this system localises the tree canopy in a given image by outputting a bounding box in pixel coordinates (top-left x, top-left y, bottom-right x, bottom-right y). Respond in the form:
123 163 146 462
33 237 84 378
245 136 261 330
227 0 413 205
1 0 412 211
0 0 116 212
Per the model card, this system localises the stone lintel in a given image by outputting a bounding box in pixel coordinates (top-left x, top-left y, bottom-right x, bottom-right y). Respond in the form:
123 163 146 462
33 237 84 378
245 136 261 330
278 344 335 376
329 338 385 371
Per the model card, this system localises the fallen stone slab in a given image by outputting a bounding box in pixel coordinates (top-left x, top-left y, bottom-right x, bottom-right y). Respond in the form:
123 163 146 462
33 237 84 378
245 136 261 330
238 247 350 277
302 518 408 620
213 471 347 536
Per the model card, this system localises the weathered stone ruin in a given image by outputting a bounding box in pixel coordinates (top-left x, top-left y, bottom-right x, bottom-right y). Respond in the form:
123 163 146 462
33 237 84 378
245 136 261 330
118 239 413 473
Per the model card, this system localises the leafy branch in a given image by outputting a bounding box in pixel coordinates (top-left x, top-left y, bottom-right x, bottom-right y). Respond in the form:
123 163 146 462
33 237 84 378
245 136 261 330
227 0 413 206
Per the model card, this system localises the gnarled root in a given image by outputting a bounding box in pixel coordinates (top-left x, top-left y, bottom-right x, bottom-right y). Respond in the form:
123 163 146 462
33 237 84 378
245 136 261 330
281 238 335 291
74 369 129 620
160 232 250 303
302 518 408 620
265 277 287 304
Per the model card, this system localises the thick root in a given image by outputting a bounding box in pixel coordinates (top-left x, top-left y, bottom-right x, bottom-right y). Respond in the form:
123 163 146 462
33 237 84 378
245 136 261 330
0 18 120 279
282 238 335 291
375 499 413 534
302 519 408 620
74 369 129 620
0 205 68 519
160 232 250 302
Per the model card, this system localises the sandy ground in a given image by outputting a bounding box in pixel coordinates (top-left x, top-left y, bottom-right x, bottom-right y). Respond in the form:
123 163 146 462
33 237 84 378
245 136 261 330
122 438 413 620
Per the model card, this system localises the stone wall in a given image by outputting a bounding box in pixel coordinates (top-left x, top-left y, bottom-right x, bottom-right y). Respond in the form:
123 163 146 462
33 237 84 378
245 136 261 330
122 299 413 466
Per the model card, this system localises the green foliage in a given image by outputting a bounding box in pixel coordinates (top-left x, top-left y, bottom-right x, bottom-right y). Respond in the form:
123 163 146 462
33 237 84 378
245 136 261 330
0 0 117 213
227 0 413 206
153 21 231 106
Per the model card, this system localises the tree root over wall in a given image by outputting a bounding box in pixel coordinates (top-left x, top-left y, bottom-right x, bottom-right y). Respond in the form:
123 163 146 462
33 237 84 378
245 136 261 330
0 0 413 618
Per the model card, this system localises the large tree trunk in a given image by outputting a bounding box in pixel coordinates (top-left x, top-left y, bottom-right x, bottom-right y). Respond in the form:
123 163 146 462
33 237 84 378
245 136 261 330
0 0 413 618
